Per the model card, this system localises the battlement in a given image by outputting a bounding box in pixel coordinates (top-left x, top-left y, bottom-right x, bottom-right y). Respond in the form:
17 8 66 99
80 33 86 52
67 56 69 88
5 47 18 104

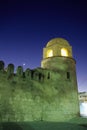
0 60 51 82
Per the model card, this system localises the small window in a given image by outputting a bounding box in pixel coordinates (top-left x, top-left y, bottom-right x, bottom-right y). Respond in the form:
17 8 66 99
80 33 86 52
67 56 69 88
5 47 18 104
67 72 70 79
47 50 53 57
47 72 50 79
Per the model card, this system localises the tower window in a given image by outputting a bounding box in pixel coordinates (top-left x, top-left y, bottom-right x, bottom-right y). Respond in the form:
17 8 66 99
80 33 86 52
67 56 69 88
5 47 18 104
67 72 70 79
47 72 50 79
61 48 68 56
47 50 53 57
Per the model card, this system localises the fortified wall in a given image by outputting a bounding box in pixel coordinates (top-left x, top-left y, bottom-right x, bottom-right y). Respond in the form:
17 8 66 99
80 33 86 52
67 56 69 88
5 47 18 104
0 38 80 122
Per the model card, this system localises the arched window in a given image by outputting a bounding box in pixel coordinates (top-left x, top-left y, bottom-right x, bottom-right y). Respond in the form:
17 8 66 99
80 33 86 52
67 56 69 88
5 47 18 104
61 48 68 56
47 50 53 57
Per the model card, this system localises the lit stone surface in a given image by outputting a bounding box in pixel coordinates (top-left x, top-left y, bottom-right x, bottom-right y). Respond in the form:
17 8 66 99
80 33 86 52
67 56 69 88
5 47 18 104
0 38 79 122
42 38 72 61
46 38 70 47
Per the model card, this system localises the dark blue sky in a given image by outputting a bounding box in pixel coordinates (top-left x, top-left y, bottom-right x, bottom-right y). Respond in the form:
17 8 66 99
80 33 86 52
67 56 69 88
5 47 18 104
0 0 87 92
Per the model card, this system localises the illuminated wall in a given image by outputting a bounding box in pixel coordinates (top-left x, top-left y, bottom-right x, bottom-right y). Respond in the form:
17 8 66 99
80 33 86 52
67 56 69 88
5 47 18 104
0 38 79 122
41 38 79 120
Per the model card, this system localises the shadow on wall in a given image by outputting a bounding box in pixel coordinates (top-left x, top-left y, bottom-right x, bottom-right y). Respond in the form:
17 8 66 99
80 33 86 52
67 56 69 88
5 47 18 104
0 121 87 130
1 122 22 130
0 122 34 130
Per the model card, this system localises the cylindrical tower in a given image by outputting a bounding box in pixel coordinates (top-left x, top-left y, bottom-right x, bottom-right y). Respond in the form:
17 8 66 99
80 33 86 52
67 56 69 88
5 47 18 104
41 38 77 83
41 38 80 119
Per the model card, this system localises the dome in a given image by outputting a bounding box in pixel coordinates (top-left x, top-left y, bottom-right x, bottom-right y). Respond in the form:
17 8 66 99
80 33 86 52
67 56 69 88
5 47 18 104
46 38 70 47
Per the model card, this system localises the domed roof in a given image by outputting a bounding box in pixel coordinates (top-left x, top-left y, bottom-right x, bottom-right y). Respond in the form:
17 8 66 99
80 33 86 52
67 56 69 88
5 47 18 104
46 38 70 47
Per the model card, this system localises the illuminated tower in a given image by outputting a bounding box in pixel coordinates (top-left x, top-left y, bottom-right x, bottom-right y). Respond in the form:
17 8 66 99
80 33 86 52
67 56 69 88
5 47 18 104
41 38 79 120
41 38 77 83
41 38 73 70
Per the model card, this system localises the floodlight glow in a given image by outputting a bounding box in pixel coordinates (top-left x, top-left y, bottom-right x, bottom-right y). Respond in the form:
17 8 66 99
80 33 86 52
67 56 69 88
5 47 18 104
47 50 53 57
61 48 68 56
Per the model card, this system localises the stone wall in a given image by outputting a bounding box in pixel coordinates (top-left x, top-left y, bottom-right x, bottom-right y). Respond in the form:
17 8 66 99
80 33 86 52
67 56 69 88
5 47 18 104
0 60 80 122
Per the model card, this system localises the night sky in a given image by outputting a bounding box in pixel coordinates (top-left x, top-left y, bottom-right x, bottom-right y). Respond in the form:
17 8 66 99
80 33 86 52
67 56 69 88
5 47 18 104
0 0 87 92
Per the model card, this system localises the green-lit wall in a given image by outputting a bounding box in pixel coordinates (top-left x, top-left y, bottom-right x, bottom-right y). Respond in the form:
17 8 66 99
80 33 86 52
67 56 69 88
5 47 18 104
0 38 80 122
0 66 79 122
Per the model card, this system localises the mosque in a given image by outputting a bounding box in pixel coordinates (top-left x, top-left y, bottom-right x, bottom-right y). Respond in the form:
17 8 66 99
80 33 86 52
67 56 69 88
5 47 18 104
0 38 80 121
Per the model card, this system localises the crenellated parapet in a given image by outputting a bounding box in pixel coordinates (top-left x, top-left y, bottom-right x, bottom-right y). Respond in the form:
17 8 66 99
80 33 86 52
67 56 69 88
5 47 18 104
0 60 51 82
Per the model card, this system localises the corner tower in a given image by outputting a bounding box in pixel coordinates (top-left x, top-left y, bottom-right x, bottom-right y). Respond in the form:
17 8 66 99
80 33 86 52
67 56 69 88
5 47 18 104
41 38 79 120
41 38 77 82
